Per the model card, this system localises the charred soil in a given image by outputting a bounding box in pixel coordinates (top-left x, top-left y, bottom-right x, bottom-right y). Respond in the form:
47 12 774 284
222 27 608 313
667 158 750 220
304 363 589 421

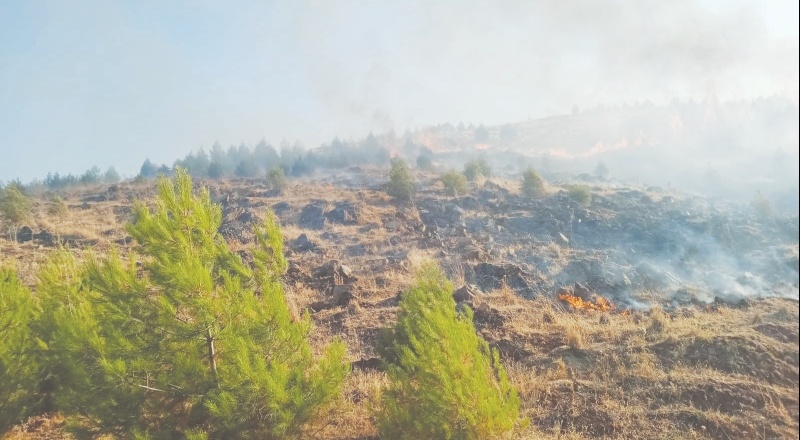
2 168 798 439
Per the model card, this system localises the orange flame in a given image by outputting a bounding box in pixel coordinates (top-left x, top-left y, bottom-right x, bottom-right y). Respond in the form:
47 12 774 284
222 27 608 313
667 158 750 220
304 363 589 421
559 292 615 312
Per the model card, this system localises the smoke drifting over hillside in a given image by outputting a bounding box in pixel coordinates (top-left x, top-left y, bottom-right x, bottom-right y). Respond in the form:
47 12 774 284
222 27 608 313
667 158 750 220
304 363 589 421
0 0 797 182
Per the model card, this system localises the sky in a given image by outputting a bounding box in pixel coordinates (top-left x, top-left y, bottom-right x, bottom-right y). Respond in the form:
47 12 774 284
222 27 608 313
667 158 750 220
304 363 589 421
1 0 798 181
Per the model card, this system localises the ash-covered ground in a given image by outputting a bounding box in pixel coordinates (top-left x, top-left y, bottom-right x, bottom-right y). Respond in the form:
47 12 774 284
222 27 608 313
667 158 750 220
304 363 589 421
255 165 799 312
5 163 799 439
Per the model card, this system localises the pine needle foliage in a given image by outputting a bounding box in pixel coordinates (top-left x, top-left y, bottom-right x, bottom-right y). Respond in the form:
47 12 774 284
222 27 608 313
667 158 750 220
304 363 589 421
441 170 469 196
0 266 40 431
267 166 287 192
0 184 33 241
463 158 491 181
387 157 416 200
377 261 522 439
41 168 348 439
521 167 545 198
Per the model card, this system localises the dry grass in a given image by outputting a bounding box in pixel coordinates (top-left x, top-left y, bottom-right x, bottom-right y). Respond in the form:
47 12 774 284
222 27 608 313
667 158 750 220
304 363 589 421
4 175 798 440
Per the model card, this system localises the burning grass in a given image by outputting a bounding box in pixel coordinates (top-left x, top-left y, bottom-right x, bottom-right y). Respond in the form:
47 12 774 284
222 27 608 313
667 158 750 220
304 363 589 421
4 174 798 440
559 291 615 312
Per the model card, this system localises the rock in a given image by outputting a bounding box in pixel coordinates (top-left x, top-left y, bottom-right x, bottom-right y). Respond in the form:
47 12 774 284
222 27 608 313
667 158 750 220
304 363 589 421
445 204 465 223
236 210 257 224
291 233 318 252
457 196 481 210
33 229 56 247
115 236 133 246
473 303 505 327
17 226 33 242
313 260 357 283
460 244 483 261
81 194 107 203
359 222 381 233
572 282 593 300
271 201 292 215
352 357 383 371
331 285 355 306
389 236 401 246
473 262 534 296
612 271 632 288
453 284 480 303
385 220 400 231
325 202 362 225
300 203 327 230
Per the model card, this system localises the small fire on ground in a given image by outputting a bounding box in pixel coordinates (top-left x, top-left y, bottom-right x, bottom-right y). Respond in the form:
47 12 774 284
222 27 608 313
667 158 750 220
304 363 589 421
559 292 614 311
558 283 615 312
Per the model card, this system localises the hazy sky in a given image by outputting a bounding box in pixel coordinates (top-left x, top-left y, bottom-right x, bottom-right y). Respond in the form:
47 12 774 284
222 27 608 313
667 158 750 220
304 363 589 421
1 0 797 181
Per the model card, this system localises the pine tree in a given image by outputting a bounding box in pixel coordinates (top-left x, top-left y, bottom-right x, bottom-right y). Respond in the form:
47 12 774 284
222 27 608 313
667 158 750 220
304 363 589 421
521 167 545 198
387 157 416 200
0 184 33 241
41 168 348 438
377 261 522 439
0 267 40 432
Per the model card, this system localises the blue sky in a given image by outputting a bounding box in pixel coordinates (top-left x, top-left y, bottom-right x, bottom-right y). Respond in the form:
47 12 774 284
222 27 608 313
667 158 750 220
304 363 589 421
1 0 797 181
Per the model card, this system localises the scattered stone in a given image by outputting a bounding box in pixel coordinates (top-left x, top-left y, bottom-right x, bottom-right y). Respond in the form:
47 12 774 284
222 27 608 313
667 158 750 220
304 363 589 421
313 260 357 283
271 201 292 215
453 284 480 303
473 262 533 296
473 303 505 327
33 230 56 247
291 233 318 253
325 202 362 225
352 357 383 371
115 236 133 246
299 203 327 230
331 285 355 306
17 226 33 242
359 222 381 233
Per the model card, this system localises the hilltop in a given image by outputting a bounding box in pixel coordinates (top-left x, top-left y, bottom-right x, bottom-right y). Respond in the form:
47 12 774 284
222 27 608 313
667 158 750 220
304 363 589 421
2 164 797 439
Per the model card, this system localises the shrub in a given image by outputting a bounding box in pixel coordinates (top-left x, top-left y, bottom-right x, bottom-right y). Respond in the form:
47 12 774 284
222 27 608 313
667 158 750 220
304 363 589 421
567 184 592 206
377 261 522 439
387 157 416 200
0 267 40 432
521 167 545 198
266 166 287 191
47 195 68 219
38 168 348 438
441 170 469 196
0 184 32 241
464 158 491 181
416 155 433 171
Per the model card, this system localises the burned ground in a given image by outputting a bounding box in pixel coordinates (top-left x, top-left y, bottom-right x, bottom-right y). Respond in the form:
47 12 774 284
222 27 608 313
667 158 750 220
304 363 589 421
2 167 797 439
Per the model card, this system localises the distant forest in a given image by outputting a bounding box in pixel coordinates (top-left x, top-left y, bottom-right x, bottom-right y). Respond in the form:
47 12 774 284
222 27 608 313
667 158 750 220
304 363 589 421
3 95 797 193
9 133 410 192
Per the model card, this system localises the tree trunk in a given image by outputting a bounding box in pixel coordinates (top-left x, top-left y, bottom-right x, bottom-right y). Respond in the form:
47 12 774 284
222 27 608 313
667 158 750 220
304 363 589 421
206 327 217 379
